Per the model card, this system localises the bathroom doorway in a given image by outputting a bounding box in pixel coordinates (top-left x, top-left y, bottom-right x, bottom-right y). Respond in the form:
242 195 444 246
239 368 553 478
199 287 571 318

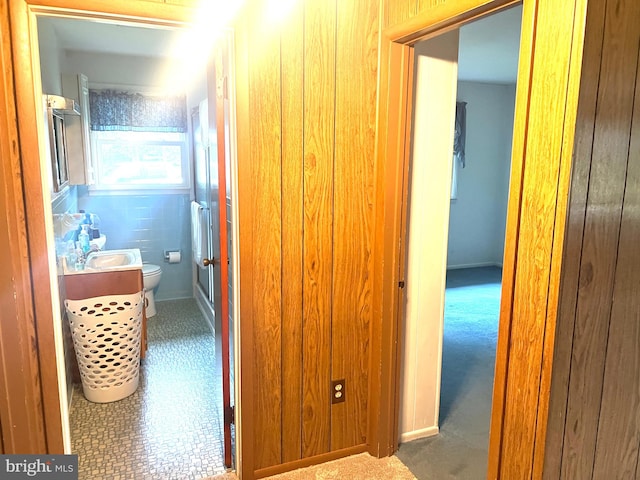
33 8 238 478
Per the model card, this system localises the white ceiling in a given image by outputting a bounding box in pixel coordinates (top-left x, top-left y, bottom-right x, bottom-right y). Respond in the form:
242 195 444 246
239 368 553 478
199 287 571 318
458 5 522 84
39 4 522 83
38 17 184 58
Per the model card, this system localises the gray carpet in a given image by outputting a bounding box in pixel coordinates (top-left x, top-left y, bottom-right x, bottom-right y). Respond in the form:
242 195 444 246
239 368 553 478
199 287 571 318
396 267 502 480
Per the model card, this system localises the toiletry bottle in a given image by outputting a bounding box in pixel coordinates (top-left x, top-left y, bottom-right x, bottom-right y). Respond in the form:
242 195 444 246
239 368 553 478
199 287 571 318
89 213 101 240
78 224 91 254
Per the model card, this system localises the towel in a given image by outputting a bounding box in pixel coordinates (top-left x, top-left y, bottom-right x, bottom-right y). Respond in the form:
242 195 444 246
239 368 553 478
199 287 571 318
191 201 208 268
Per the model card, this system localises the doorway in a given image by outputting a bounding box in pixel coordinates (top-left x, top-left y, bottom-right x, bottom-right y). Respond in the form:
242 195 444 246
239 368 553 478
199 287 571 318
389 3 522 478
32 10 238 479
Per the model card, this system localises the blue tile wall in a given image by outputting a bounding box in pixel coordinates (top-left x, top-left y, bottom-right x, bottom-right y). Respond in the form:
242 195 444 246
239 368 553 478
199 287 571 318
77 187 193 301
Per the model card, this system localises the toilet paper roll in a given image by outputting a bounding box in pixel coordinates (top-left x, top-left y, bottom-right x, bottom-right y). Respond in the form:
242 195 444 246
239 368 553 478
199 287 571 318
167 251 181 264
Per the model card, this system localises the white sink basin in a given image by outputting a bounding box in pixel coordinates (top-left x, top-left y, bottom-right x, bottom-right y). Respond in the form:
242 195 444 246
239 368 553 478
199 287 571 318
86 249 139 269
63 248 142 275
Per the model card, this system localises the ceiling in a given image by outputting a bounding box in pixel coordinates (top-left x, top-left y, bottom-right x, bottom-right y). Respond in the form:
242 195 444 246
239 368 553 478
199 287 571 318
458 5 522 84
39 4 522 84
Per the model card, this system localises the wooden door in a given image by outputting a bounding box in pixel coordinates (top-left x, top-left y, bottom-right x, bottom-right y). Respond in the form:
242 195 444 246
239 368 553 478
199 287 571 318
206 37 234 469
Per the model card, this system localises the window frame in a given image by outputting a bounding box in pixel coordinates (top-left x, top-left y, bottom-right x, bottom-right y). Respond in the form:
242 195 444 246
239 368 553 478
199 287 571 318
89 128 191 194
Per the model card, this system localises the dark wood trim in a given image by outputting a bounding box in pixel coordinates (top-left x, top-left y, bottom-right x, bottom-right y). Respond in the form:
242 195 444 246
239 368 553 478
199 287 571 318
0 0 47 454
9 0 65 454
368 37 414 457
254 445 367 479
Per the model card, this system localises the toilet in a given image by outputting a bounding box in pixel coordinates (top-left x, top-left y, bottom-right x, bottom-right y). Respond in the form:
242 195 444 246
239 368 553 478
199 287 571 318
142 264 162 317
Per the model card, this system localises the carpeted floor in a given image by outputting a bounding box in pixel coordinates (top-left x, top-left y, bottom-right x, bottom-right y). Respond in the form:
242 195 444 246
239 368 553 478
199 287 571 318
204 453 416 480
396 267 502 479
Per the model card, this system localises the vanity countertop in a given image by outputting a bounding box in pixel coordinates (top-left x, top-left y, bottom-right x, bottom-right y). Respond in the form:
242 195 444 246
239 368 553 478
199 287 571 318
62 248 143 276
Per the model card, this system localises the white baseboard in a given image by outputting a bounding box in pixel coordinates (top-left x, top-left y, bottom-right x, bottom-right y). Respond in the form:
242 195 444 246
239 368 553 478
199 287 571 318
399 425 439 444
194 284 215 335
447 261 502 270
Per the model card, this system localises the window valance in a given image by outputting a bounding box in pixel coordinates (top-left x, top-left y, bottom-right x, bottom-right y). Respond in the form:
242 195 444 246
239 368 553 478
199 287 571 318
454 101 467 167
89 89 187 133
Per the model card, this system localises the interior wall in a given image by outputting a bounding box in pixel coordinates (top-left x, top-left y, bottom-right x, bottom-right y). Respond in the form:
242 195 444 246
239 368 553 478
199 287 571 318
235 0 378 475
447 81 515 269
37 18 62 95
544 0 640 477
399 31 459 443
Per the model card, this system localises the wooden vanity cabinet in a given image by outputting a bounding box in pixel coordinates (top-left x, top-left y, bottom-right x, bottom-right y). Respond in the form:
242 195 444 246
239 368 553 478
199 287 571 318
63 268 148 358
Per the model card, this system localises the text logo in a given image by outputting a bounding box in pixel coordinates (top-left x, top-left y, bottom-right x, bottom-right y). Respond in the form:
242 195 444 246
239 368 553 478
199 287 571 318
1 455 78 479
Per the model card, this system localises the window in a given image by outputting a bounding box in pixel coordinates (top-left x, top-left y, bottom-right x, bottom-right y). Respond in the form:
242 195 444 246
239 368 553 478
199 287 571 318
92 130 189 190
89 89 189 192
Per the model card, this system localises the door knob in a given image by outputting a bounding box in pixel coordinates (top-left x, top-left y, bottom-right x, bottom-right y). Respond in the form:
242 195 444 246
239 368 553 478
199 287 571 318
203 257 215 267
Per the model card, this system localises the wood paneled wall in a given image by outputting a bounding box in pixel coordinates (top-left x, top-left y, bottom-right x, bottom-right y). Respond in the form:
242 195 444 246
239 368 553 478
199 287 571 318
0 0 48 454
235 0 378 476
544 0 640 478
384 0 512 33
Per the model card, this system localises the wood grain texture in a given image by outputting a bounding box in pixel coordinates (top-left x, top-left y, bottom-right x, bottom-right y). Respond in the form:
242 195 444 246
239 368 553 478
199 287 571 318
245 8 285 469
417 0 447 13
233 8 255 477
592 47 640 476
24 0 193 24
280 0 305 464
542 0 606 477
369 38 415 457
254 445 367 479
487 0 537 475
0 0 48 454
386 0 417 29
330 0 378 451
531 0 589 475
301 0 336 459
9 0 66 454
560 1 640 477
498 0 581 476
384 0 518 44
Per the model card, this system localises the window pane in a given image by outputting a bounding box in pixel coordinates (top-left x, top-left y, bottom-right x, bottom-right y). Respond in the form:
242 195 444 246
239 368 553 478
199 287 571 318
93 131 188 189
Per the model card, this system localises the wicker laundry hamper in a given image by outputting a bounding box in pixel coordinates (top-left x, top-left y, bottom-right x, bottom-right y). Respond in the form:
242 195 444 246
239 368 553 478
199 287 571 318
65 291 145 403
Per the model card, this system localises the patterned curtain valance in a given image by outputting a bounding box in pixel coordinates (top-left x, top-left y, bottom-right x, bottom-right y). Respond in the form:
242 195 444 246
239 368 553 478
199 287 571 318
89 90 187 133
453 101 467 168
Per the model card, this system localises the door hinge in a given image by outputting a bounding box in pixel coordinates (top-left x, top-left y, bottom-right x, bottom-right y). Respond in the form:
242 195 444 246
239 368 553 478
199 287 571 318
226 405 235 425
399 280 405 288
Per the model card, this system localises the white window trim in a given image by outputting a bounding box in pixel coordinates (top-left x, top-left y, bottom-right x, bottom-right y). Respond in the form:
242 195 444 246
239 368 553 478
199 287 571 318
89 130 191 194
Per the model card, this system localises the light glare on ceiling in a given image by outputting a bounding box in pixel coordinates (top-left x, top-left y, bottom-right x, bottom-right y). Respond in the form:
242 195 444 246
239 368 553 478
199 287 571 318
161 0 245 93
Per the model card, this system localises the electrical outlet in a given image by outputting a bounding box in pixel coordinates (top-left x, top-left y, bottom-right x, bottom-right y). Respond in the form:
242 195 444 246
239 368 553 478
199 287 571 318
332 379 346 404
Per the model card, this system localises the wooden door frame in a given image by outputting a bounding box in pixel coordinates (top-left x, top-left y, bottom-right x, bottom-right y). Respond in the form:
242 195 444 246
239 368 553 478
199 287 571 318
369 0 588 477
6 0 244 464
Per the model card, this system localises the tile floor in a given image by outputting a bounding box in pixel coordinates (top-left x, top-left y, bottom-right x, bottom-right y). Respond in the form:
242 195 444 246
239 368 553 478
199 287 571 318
69 298 228 480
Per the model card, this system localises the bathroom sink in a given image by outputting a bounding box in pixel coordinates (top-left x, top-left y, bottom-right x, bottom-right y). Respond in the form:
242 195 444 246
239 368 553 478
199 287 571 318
86 249 140 269
63 248 142 275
